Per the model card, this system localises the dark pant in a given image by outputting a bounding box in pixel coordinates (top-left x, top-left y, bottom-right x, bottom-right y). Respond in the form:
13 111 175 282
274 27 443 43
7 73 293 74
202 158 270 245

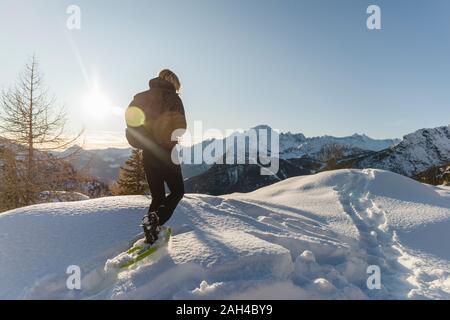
142 149 185 226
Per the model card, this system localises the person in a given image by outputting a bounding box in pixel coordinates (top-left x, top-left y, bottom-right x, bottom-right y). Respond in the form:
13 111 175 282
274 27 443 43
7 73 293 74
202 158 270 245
125 69 186 244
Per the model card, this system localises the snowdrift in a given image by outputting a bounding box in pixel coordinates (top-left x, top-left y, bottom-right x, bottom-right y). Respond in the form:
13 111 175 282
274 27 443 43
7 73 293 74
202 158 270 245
1 169 450 299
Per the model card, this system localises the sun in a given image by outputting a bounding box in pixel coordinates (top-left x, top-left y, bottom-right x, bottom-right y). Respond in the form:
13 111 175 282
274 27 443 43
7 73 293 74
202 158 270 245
82 88 113 119
82 89 124 120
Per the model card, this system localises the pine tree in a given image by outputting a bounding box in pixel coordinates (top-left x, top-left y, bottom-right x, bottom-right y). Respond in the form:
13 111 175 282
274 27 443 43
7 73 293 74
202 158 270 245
114 149 148 195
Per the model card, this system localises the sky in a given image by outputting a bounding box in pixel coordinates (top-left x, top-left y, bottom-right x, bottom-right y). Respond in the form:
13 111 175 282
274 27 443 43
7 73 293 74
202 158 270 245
0 0 449 149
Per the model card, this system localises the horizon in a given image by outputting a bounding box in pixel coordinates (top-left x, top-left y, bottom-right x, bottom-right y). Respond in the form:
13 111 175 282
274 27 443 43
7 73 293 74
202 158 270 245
70 123 445 151
75 124 404 150
1 0 450 149
0 122 418 150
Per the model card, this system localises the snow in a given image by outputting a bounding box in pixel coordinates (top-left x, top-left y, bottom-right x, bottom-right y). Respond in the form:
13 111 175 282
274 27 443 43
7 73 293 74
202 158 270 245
55 128 399 183
38 191 90 203
181 125 398 164
1 169 450 299
278 132 399 159
358 125 450 176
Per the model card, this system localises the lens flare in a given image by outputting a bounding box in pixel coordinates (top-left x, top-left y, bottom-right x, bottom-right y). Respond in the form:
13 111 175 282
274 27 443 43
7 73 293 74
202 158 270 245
126 106 146 127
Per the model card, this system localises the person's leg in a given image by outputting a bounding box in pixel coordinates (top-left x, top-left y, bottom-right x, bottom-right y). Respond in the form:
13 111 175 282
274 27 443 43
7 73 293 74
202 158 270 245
142 150 166 212
157 164 185 226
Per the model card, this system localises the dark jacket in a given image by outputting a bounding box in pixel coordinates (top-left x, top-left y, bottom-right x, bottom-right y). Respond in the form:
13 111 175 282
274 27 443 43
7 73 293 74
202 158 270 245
126 77 187 151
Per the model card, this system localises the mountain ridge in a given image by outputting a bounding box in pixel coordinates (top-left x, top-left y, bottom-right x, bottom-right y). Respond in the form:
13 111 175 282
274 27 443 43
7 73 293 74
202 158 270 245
55 127 399 183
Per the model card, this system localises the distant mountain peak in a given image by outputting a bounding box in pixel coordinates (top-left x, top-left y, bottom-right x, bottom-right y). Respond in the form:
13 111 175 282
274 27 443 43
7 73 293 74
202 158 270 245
351 133 368 138
251 124 273 131
354 125 450 176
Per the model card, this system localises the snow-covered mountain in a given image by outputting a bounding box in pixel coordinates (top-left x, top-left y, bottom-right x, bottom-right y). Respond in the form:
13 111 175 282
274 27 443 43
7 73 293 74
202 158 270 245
55 146 213 182
278 132 399 159
56 146 132 183
353 125 450 176
181 127 402 196
57 128 397 183
1 169 450 299
183 125 399 161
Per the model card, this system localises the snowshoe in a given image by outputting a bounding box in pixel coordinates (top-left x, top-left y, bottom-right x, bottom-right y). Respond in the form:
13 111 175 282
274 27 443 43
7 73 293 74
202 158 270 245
86 226 172 293
118 226 172 269
141 211 161 245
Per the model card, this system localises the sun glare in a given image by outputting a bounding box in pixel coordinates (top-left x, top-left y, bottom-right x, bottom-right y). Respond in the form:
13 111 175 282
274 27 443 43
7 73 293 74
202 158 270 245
82 89 113 119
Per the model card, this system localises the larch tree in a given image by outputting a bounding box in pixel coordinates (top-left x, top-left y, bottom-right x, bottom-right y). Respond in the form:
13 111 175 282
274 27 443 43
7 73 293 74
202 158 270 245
0 55 81 206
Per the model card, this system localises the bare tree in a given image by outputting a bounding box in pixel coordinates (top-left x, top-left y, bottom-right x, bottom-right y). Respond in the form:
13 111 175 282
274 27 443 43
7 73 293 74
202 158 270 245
0 55 82 205
316 142 346 162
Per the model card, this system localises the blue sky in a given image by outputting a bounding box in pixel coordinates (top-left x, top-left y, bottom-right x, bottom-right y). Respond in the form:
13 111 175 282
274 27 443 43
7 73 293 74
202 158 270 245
1 0 449 148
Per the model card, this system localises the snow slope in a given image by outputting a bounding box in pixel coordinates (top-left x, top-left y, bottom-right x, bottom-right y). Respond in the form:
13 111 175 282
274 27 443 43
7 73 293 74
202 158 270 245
1 169 450 299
